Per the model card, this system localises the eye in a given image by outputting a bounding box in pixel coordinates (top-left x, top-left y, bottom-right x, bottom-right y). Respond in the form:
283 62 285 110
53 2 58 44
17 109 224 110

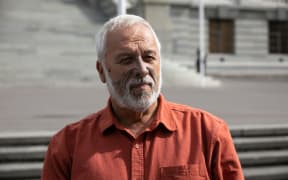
144 55 156 62
118 56 133 65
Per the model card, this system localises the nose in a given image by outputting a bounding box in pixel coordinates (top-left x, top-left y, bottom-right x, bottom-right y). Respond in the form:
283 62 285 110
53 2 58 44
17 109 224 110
134 56 149 77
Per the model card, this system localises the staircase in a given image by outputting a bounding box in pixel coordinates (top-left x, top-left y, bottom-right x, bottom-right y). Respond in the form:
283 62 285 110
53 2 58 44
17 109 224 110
0 125 288 179
0 132 52 179
231 125 288 180
0 0 105 88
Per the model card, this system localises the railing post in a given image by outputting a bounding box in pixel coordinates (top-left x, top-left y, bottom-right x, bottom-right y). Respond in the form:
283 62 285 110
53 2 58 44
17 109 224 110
117 0 126 15
199 0 206 77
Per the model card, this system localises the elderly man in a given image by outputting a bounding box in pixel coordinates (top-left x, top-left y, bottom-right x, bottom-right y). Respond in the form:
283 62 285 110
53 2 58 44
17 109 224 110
42 15 244 180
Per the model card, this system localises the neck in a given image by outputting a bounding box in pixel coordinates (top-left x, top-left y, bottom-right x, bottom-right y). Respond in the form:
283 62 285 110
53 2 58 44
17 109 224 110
111 98 158 137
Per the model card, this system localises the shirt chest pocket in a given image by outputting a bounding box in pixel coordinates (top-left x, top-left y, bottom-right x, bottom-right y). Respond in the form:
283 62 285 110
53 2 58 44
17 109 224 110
160 164 207 180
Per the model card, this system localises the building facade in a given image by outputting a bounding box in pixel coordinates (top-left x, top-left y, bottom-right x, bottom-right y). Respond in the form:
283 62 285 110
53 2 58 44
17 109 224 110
142 0 288 65
88 0 288 75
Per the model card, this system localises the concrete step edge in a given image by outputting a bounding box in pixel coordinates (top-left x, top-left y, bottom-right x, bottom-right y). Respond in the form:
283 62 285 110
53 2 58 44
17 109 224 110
230 124 288 137
0 162 42 179
238 149 288 166
0 145 47 162
234 136 288 151
0 131 54 146
243 165 288 180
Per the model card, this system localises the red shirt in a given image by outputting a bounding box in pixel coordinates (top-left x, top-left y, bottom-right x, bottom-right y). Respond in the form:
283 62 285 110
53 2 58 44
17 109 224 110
42 95 244 180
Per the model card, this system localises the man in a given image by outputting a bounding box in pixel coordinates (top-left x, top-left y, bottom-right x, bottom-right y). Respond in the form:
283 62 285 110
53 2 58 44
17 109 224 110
42 14 244 180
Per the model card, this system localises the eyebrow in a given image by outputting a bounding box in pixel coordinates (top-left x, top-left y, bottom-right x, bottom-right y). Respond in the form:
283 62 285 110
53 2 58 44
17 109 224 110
115 52 132 59
143 50 157 55
115 49 157 58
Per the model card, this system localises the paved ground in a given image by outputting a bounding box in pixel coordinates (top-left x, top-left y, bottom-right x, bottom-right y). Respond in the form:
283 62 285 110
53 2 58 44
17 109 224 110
1 77 288 133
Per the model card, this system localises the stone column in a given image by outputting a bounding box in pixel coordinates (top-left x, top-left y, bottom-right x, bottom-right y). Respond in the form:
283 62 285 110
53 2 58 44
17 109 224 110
142 0 172 57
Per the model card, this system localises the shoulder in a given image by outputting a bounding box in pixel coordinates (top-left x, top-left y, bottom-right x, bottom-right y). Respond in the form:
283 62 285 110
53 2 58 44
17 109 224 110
49 109 104 151
165 100 228 138
167 100 224 125
166 100 233 147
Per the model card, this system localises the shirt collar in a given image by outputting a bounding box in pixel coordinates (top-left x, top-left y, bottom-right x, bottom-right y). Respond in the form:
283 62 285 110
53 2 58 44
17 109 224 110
152 94 177 132
98 94 177 135
98 98 116 134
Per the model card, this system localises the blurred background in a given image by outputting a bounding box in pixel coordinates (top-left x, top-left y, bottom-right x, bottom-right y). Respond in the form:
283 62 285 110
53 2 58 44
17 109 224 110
0 0 288 179
1 0 288 130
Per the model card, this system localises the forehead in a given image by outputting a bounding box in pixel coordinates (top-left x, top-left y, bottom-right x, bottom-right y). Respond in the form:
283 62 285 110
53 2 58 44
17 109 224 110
105 23 158 51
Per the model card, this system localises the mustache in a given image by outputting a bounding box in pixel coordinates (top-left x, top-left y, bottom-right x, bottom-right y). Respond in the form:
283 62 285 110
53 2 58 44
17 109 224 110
120 68 156 86
127 76 154 87
109 67 158 96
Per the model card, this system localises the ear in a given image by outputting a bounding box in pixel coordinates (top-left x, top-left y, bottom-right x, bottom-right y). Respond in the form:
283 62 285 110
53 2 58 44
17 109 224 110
96 60 106 83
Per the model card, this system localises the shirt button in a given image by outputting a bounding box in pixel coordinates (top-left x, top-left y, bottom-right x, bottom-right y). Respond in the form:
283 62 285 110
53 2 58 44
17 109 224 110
135 144 139 149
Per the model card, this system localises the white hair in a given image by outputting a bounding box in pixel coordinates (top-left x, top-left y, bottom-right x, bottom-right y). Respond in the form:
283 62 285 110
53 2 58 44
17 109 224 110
95 14 161 61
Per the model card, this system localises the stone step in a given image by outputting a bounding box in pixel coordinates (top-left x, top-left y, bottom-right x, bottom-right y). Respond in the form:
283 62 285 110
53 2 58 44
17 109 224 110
230 124 288 137
238 149 288 167
244 165 288 180
0 162 42 179
0 145 47 162
234 136 288 151
0 132 53 146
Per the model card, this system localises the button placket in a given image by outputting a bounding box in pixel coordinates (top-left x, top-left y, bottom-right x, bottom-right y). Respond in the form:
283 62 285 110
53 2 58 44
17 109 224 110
131 139 144 180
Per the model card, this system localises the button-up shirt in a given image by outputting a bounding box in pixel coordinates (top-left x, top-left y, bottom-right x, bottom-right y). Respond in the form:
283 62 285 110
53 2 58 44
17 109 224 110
42 95 244 180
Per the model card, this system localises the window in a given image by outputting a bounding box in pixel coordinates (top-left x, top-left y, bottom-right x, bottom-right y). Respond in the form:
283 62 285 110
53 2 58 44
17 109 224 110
209 19 234 54
269 21 288 54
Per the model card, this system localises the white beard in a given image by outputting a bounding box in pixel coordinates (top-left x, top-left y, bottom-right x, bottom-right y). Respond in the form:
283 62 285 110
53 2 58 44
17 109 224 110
102 64 162 112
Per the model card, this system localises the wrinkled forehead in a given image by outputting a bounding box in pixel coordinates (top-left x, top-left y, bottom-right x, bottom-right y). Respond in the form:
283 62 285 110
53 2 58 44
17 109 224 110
108 23 153 39
106 23 159 50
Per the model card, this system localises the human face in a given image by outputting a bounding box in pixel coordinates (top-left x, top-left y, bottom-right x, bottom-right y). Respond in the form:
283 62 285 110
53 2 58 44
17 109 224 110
99 23 161 112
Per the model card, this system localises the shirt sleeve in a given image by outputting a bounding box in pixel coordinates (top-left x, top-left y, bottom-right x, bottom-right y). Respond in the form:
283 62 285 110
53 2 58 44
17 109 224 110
41 132 72 180
211 122 244 180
